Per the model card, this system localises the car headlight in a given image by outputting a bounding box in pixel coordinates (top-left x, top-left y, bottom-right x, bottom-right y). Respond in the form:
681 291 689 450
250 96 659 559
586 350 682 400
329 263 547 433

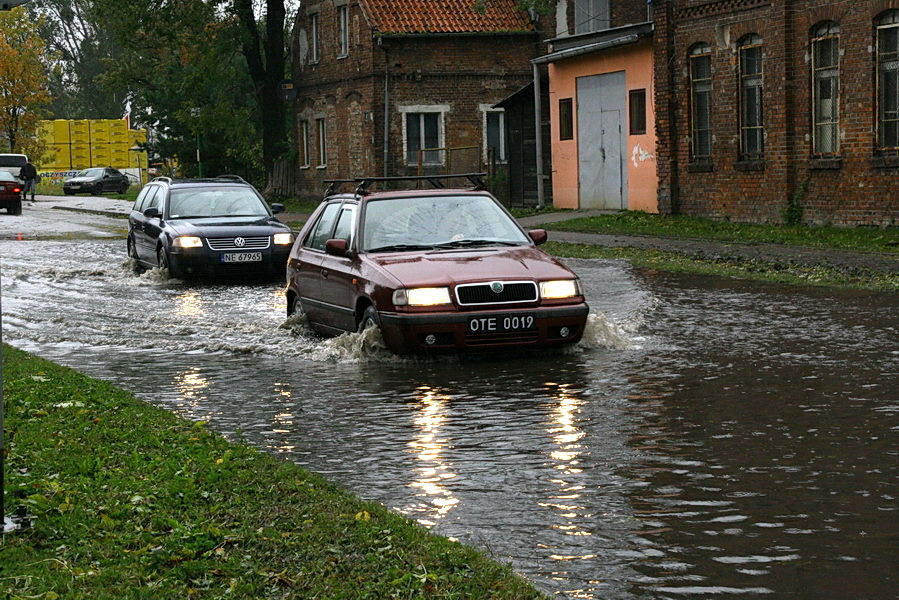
173 236 203 248
392 287 452 306
540 279 580 299
273 232 294 245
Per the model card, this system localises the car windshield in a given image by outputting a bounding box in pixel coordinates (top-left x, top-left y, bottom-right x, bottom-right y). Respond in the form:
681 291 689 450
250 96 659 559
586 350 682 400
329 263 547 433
0 171 16 182
168 187 269 219
0 155 26 168
78 168 104 178
362 194 529 252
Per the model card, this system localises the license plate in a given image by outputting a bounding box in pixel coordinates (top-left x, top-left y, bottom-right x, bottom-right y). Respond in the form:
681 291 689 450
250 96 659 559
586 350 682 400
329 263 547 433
468 314 536 333
221 252 262 263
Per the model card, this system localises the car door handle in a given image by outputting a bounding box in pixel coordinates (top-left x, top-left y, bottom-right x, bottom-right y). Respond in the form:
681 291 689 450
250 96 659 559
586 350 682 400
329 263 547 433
320 269 329 279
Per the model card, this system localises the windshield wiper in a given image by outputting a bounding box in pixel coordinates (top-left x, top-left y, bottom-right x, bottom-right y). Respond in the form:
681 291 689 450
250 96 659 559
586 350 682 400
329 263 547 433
366 243 436 253
432 239 523 249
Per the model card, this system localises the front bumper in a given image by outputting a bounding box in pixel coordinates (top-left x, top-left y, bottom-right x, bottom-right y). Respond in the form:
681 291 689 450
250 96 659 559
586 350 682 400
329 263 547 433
168 244 292 278
377 303 589 353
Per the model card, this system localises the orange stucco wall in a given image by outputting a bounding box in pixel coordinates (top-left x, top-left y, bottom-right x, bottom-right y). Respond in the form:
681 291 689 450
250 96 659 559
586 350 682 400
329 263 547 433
548 38 657 212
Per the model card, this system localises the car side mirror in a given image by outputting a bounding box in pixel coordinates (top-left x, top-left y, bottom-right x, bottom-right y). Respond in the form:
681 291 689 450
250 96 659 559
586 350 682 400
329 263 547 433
271 203 285 214
528 229 548 245
324 238 349 256
143 207 161 219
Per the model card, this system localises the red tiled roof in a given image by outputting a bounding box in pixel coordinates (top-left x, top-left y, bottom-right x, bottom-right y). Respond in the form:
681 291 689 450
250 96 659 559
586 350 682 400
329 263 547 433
360 0 534 34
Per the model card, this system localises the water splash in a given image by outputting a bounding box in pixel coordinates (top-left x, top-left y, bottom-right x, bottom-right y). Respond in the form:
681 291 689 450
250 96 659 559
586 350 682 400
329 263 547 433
578 311 632 350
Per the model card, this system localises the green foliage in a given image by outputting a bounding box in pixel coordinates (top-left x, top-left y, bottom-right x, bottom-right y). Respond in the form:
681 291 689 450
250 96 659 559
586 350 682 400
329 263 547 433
1 346 548 599
782 179 808 226
550 210 899 254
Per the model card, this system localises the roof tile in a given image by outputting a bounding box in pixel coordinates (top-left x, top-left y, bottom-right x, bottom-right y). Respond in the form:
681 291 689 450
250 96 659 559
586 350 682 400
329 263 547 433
362 0 533 34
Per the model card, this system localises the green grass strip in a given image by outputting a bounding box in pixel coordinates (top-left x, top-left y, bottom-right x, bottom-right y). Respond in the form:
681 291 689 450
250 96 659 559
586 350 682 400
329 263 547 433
544 242 899 292
0 346 546 599
548 211 899 254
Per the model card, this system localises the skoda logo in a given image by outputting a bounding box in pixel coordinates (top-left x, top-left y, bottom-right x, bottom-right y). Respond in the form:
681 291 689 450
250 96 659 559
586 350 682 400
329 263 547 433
490 281 504 294
234 237 246 247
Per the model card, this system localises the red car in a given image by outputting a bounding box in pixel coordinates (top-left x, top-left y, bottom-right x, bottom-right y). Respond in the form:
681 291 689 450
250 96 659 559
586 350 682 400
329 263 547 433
0 171 22 215
286 175 588 353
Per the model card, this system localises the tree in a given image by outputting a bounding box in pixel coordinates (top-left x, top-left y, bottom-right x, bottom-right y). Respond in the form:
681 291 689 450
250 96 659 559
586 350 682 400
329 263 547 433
0 8 50 155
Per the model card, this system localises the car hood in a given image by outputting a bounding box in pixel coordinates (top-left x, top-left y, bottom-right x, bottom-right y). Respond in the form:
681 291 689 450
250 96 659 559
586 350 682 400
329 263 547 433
166 216 289 235
366 245 577 287
65 176 99 184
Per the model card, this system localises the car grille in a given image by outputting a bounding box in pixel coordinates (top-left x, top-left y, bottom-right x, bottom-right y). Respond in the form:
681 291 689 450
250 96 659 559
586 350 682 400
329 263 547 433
206 236 271 251
456 281 538 306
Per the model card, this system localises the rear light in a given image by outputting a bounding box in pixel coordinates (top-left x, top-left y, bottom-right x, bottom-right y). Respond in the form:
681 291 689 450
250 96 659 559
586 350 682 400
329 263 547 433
13 187 20 193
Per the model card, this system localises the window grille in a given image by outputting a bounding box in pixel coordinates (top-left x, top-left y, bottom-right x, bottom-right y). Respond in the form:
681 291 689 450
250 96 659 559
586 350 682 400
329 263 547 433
812 22 840 155
739 34 764 159
689 43 713 160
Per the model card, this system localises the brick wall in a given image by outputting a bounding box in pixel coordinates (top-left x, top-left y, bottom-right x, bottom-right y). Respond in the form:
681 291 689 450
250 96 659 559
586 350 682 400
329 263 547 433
655 0 899 226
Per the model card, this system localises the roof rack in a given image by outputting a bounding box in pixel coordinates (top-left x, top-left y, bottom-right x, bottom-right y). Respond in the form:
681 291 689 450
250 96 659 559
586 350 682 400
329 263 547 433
353 173 487 195
215 174 248 184
323 179 358 197
150 176 172 183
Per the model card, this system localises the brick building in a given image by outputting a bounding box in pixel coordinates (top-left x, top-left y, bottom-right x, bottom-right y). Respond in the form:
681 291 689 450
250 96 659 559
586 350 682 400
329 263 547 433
654 0 899 226
289 0 550 200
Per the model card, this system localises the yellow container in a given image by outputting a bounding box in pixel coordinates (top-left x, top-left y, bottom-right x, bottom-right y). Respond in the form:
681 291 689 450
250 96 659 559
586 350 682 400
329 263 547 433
128 129 148 146
41 143 72 170
108 119 128 141
51 119 71 144
70 143 91 169
128 149 148 169
69 120 91 145
90 144 111 167
89 120 110 144
109 142 129 168
37 120 55 144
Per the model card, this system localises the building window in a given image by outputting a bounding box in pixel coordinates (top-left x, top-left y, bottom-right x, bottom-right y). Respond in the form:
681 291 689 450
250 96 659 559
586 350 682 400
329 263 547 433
739 34 764 159
877 11 899 153
559 98 573 140
337 4 349 57
629 89 646 135
812 22 840 155
482 106 506 163
689 43 713 161
300 120 310 167
317 118 327 167
400 106 447 165
574 0 610 34
310 13 320 64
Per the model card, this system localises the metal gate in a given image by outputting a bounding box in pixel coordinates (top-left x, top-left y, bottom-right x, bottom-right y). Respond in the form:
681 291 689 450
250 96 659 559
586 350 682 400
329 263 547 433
577 71 627 209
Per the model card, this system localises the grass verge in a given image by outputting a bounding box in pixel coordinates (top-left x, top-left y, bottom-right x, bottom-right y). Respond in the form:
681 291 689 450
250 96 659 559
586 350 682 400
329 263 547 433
544 241 899 292
549 211 899 254
0 345 546 599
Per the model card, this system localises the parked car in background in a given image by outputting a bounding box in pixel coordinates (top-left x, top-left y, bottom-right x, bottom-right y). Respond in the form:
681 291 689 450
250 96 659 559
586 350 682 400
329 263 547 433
64 167 130 195
127 175 294 279
0 153 27 180
285 174 589 354
0 171 23 215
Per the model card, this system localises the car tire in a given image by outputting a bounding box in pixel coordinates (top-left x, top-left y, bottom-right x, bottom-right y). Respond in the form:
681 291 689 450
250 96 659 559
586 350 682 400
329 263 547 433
357 305 379 333
63 189 74 196
127 237 144 271
157 247 181 278
119 184 129 194
93 183 103 196
288 295 305 318
12 201 21 215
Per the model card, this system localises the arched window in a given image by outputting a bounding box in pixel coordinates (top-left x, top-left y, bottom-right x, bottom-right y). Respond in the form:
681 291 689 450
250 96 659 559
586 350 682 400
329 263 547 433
738 34 764 159
689 43 713 160
811 22 840 155
876 10 899 152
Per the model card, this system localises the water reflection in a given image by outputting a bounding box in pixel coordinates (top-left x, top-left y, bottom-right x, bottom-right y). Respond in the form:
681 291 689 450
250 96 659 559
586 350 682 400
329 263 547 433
406 386 459 527
173 367 213 419
174 289 205 317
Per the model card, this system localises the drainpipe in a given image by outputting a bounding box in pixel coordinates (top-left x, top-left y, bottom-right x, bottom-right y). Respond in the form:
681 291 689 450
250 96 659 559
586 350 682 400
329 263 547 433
379 37 390 178
532 62 545 208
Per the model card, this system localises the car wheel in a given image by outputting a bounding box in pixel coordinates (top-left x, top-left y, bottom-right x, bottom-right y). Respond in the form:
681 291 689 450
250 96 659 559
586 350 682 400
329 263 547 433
63 189 74 195
288 295 305 318
357 305 379 333
119 183 129 194
93 183 103 196
157 247 181 278
12 201 21 215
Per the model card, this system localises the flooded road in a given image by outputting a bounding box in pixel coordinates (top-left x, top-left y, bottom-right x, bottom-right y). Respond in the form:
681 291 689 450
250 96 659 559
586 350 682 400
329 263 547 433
2 239 897 599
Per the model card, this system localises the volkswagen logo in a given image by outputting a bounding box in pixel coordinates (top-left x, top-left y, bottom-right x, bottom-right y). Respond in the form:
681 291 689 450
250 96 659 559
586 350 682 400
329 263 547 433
234 237 246 247
490 281 504 294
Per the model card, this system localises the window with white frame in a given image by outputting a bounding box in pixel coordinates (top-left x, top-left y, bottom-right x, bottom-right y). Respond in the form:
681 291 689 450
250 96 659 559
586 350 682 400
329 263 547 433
300 120 310 167
337 4 349 57
739 34 764 159
310 12 320 63
481 106 506 163
812 21 840 155
317 118 327 167
574 0 610 34
689 43 713 160
877 10 899 152
401 106 447 165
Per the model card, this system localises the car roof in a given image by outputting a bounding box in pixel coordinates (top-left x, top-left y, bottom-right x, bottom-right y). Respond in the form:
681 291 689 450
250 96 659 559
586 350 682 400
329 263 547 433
150 175 253 188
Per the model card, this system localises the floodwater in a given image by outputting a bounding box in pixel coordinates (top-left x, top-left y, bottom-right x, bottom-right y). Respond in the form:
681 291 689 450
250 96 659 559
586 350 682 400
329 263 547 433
2 239 897 599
